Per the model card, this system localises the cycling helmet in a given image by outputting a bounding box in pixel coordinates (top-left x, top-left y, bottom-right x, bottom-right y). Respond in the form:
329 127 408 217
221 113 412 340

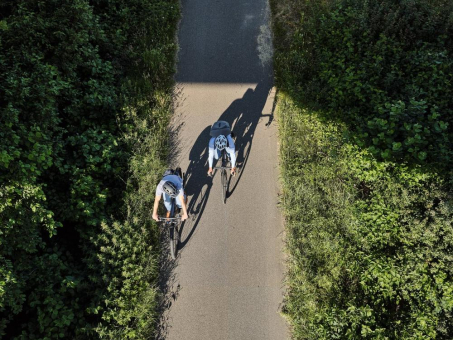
162 181 177 198
215 134 228 150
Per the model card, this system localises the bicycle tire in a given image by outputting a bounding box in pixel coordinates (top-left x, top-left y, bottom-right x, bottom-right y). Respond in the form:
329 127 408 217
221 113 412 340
169 224 178 259
221 169 227 204
221 150 228 204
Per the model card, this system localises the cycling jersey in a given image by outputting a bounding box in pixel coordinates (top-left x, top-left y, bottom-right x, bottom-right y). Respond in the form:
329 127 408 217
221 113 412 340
208 134 236 168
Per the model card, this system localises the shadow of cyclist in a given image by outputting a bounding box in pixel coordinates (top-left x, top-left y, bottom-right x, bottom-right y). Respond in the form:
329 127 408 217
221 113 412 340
178 74 275 247
217 78 274 199
178 126 213 249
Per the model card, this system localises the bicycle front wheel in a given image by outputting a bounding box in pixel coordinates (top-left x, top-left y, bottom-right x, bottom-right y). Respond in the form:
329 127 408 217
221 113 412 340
221 169 227 204
169 225 179 259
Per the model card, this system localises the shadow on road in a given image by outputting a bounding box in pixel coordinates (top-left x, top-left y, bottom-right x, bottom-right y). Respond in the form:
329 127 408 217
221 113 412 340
219 78 274 199
155 228 181 340
177 126 214 249
177 73 275 250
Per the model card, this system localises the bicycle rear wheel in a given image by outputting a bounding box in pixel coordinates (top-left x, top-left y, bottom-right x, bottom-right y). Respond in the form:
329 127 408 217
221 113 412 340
169 224 179 259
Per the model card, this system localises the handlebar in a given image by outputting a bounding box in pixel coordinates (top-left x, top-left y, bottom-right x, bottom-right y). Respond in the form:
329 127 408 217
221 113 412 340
210 166 239 176
212 166 233 170
158 217 181 222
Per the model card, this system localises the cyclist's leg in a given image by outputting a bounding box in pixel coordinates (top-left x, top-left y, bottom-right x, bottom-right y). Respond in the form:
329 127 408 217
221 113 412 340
175 167 182 178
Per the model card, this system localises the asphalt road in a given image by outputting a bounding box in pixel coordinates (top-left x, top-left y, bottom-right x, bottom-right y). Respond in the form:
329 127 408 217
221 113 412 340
158 0 288 339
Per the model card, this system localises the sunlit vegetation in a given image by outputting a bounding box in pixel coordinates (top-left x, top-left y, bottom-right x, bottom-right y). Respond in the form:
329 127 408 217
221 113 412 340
271 0 453 338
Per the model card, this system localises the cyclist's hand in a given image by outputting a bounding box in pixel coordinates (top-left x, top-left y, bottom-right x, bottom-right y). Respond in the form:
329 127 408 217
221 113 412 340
231 167 237 176
207 168 213 176
181 213 188 221
152 213 159 222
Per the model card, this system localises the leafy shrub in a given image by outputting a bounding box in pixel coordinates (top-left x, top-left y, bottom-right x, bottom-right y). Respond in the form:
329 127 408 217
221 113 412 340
272 2 453 337
272 2 453 335
277 95 453 339
274 0 453 165
0 0 179 338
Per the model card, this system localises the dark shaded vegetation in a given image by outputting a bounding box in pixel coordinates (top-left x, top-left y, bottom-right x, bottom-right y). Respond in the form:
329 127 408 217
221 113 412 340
0 0 179 338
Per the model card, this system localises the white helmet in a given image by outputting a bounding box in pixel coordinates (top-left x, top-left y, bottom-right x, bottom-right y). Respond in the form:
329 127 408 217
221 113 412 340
215 135 228 150
163 181 177 198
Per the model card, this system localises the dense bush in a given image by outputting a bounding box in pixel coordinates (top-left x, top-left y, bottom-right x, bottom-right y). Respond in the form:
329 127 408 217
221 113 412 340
0 0 178 338
274 0 453 164
271 0 453 338
277 96 453 339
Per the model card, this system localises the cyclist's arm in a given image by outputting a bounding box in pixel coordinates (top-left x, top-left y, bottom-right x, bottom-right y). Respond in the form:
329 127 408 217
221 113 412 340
152 194 161 221
207 139 215 174
229 150 236 168
208 144 215 168
227 135 236 168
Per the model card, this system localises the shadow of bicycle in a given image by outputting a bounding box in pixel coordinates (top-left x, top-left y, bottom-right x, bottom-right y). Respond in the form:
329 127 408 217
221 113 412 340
219 79 274 199
176 74 275 250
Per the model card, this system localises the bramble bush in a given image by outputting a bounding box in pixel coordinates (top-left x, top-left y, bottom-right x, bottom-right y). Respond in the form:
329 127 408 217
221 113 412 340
0 0 178 338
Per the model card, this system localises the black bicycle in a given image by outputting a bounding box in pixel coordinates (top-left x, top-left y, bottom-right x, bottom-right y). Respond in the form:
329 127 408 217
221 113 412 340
158 169 184 259
159 214 180 259
212 150 235 204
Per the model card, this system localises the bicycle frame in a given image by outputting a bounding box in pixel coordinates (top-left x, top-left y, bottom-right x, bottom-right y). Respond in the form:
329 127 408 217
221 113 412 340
158 197 181 259
212 149 232 171
212 150 232 204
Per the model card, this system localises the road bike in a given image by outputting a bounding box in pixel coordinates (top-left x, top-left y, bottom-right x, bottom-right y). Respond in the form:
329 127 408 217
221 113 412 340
158 168 184 259
159 214 180 259
212 150 235 204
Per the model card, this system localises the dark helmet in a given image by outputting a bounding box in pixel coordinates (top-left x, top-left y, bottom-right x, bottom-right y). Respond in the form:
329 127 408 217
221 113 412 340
163 181 177 197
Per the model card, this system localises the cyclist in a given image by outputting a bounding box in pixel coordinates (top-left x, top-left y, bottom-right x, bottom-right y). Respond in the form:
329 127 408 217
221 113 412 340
152 168 188 222
207 121 237 176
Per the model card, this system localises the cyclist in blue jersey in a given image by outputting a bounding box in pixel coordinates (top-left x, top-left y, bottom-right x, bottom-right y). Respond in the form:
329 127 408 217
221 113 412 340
152 168 188 221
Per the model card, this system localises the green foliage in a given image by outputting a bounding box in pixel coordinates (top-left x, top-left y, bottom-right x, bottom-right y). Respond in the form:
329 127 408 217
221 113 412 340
277 95 357 339
273 0 453 337
277 95 453 339
1 0 179 338
273 0 453 165
85 220 160 339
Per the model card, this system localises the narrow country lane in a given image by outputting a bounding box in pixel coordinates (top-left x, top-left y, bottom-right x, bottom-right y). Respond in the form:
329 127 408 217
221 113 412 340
159 0 288 338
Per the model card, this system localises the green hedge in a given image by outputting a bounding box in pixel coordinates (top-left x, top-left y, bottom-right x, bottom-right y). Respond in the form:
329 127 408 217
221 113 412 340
272 0 453 338
278 95 453 339
274 0 453 165
0 0 178 338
